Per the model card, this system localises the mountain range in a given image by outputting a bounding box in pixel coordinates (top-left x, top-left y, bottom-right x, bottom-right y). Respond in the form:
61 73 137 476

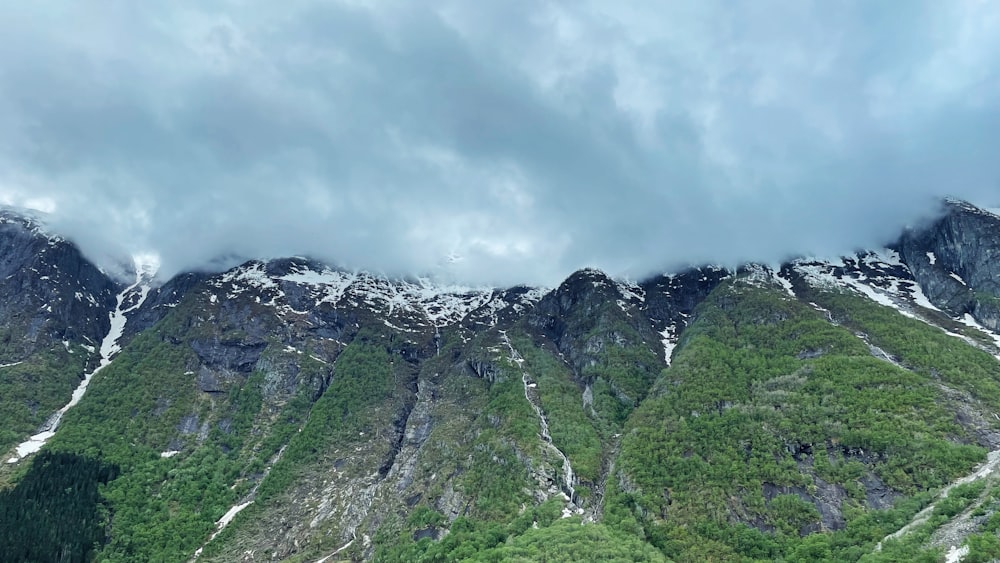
3 199 1000 562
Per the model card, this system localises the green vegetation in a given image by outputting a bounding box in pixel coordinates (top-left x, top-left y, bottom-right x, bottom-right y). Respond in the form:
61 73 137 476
199 331 409 560
933 481 987 519
9 270 1000 562
803 286 1000 413
255 337 394 501
35 297 251 561
377 500 666 562
510 335 604 483
609 280 990 561
0 339 91 453
479 518 668 562
858 481 988 562
965 532 1000 563
23 293 342 562
0 451 118 563
577 304 663 424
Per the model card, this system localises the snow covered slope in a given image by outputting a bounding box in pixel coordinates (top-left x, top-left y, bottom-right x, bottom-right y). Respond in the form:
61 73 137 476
788 249 1000 359
205 257 548 332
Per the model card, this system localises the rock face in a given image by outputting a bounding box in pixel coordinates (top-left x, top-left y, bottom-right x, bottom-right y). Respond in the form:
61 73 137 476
0 211 118 359
9 200 1000 562
640 266 731 339
530 268 643 375
898 200 1000 329
119 271 207 347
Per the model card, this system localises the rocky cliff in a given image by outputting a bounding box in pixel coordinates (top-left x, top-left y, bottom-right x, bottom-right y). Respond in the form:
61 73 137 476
4 201 1000 562
899 199 1000 330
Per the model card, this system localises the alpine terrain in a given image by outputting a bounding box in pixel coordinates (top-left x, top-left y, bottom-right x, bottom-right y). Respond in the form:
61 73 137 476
5 199 1000 563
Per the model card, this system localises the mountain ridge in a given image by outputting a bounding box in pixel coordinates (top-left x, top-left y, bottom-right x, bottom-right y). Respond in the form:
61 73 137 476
4 198 1000 561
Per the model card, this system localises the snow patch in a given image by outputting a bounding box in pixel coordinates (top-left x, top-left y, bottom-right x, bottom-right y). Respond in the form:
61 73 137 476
216 260 537 329
946 544 969 563
215 501 252 532
794 251 937 318
793 250 1000 359
278 266 355 306
193 445 288 558
613 279 645 303
500 331 582 518
315 539 356 563
659 325 678 366
160 450 180 458
927 252 937 265
958 314 1000 360
740 264 794 297
772 267 795 297
7 255 156 464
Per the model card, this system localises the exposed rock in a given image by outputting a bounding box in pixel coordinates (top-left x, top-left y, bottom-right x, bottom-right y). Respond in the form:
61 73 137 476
0 210 118 359
11 200 1000 563
196 367 225 393
640 266 730 336
528 268 665 400
122 272 208 345
938 383 1000 449
812 476 848 531
177 414 200 435
467 359 502 383
796 347 829 360
189 337 267 373
257 356 304 401
860 474 900 510
413 527 438 541
899 200 1000 329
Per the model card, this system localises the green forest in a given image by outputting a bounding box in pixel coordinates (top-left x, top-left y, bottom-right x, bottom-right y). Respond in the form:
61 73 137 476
5 274 1000 562
0 451 118 563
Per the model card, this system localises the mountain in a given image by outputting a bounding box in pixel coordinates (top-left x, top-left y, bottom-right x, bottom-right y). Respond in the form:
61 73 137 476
3 200 1000 562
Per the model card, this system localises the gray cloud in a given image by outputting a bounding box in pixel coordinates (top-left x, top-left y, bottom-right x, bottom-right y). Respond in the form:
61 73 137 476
1 1 998 286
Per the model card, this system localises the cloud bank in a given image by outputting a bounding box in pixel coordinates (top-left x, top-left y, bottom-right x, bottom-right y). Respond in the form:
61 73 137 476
1 1 998 286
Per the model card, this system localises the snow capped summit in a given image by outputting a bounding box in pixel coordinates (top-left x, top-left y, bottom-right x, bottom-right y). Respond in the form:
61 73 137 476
207 258 549 330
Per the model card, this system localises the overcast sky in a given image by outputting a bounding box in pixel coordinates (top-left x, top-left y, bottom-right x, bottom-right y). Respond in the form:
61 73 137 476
1 1 999 286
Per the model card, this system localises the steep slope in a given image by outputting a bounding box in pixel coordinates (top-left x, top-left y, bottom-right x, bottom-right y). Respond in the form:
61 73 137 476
0 211 118 454
6 257 156 464
599 248 1000 562
7 201 1000 562
2 257 577 562
898 199 1000 331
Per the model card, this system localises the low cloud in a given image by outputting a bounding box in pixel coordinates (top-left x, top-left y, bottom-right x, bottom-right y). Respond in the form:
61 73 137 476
1 1 998 286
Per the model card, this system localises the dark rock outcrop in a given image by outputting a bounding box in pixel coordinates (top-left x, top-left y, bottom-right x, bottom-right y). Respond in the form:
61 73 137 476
529 268 660 378
899 199 1000 329
0 210 118 360
640 266 730 336
120 272 208 346
189 337 268 373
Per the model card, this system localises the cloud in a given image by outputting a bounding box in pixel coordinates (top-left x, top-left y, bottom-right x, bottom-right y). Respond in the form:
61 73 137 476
0 0 998 286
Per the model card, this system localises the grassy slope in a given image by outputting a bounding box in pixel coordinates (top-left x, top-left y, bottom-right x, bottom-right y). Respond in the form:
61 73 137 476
372 310 665 561
7 276 1000 561
608 280 995 562
35 291 340 562
0 339 93 456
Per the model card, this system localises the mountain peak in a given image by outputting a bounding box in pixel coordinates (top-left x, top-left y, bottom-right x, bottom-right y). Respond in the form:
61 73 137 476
942 197 1000 220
